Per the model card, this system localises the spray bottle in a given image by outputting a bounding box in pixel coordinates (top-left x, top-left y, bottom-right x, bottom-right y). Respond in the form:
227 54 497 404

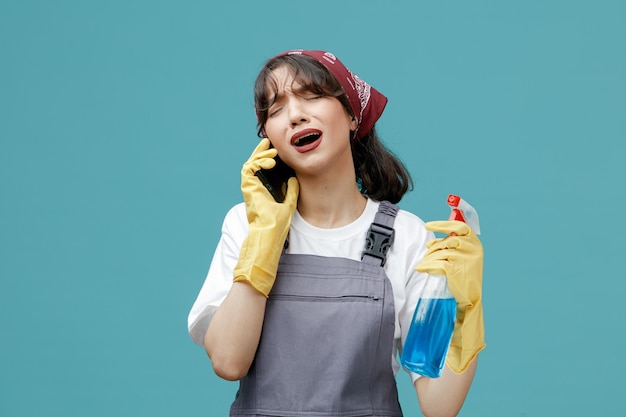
400 194 481 378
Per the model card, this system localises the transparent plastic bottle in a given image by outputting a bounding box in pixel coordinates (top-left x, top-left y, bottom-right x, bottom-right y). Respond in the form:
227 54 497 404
400 194 480 378
400 277 456 378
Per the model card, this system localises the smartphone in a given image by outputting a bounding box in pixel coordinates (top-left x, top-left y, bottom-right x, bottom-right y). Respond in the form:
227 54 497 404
255 155 295 203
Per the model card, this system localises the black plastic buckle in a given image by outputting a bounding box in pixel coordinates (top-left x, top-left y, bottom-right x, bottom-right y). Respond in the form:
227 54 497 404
361 222 395 266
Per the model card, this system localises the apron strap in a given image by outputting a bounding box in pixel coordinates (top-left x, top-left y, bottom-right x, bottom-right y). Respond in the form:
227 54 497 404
361 201 399 266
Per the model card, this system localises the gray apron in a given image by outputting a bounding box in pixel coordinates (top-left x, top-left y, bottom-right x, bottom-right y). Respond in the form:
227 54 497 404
230 201 403 417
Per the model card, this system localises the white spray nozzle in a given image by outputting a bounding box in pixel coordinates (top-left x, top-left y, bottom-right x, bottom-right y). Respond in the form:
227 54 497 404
447 194 481 235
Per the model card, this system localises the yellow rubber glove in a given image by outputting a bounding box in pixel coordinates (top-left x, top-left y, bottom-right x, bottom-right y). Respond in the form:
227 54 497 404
415 220 485 374
233 138 299 297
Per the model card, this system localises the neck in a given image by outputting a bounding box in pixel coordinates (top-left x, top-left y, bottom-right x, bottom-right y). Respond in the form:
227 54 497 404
296 172 367 229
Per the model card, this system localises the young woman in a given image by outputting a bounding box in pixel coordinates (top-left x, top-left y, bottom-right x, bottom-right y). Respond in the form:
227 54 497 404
188 50 485 417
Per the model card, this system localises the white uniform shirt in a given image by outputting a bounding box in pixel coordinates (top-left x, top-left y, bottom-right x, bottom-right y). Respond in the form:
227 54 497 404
188 198 448 382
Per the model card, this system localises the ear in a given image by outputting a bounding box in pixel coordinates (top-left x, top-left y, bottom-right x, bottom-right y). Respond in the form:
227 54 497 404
349 116 357 131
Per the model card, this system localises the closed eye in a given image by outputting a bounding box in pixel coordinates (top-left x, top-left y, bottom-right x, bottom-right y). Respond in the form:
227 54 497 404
293 86 325 101
299 91 324 101
268 106 283 118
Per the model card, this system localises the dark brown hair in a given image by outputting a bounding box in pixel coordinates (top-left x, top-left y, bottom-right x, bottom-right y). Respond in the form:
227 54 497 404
254 54 413 204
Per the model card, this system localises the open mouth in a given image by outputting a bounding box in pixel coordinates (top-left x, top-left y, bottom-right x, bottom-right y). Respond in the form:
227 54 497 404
294 132 321 147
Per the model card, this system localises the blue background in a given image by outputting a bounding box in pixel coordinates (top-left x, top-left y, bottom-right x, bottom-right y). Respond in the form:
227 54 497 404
1 1 624 416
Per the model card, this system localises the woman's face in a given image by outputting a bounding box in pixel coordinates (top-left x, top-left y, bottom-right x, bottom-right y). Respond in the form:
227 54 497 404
262 66 357 176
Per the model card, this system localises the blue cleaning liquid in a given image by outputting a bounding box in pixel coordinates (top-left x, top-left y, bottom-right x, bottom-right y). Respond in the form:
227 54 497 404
401 297 457 378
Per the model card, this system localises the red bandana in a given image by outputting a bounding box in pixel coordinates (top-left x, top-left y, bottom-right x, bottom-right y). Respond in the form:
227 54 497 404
275 50 388 140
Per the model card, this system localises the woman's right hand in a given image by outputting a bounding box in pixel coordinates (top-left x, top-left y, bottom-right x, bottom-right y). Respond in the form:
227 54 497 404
233 138 299 297
240 138 299 230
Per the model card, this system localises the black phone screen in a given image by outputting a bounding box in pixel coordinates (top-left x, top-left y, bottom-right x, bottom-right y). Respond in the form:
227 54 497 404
255 156 295 203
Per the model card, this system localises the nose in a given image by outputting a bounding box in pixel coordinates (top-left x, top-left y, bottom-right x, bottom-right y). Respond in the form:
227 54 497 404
286 98 309 127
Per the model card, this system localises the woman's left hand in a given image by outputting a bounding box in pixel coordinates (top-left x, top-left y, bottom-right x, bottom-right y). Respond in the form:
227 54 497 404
415 220 485 374
416 221 483 309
